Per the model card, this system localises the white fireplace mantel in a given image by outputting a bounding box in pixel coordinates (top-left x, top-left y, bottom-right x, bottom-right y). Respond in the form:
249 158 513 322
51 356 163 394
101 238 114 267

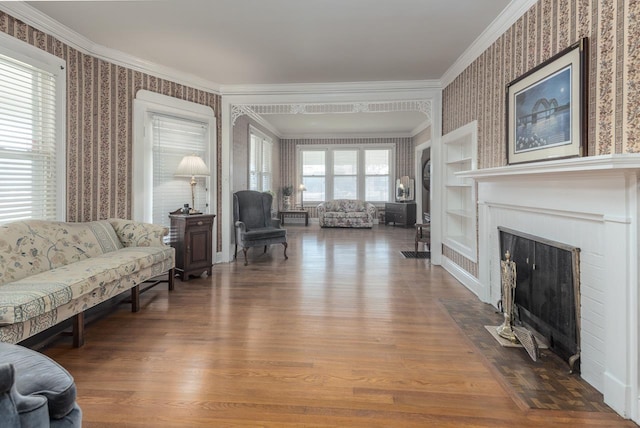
455 154 640 423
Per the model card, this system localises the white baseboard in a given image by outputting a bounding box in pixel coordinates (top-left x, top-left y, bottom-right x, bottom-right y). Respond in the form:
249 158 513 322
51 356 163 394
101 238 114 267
442 256 485 300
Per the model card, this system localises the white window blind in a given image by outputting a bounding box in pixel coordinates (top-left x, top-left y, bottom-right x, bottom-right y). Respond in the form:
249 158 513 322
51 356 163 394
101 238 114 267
248 127 272 192
0 52 60 224
151 114 208 227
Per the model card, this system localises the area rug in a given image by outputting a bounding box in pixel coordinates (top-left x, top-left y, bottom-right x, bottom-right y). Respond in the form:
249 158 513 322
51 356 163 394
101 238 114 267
438 298 614 413
400 251 430 259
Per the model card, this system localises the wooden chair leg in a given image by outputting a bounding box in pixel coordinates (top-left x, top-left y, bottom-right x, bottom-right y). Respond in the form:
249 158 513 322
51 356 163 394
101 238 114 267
264 245 267 253
234 244 238 260
243 248 249 266
73 312 85 348
283 242 288 259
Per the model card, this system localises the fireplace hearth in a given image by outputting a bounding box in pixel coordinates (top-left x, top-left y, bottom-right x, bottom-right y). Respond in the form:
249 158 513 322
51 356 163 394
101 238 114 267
499 227 580 372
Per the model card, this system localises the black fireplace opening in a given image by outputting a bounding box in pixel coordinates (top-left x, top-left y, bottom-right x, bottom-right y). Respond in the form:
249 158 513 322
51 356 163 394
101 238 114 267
499 227 581 369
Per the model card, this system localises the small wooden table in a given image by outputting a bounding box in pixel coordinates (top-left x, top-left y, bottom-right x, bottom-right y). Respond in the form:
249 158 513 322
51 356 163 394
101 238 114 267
279 210 309 226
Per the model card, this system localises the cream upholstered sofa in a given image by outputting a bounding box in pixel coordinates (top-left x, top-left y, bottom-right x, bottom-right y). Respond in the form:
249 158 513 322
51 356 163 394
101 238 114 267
0 219 175 346
316 199 376 228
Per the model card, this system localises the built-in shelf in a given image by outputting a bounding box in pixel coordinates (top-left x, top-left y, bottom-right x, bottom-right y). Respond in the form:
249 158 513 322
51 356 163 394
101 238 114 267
442 120 478 263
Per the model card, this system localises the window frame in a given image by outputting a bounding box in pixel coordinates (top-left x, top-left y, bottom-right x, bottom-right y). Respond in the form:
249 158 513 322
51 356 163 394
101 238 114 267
0 31 66 224
298 144 394 203
132 90 216 225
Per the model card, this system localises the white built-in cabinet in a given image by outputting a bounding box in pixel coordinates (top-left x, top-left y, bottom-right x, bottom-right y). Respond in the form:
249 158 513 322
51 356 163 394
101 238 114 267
442 120 477 262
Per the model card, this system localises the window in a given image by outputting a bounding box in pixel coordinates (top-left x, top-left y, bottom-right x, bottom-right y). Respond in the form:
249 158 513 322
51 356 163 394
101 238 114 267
299 146 393 202
333 150 358 199
151 114 208 227
301 150 325 202
364 149 390 201
249 126 272 192
133 90 215 228
0 34 66 224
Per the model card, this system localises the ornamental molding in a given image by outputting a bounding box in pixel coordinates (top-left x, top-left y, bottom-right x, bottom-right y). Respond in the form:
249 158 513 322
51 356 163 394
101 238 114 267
231 100 432 128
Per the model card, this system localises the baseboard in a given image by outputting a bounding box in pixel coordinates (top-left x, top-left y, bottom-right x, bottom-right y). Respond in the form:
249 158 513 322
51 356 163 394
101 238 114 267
604 371 632 418
442 256 484 299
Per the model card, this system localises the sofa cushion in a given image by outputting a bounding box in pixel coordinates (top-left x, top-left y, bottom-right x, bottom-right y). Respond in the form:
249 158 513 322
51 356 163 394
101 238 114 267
0 246 174 325
0 342 76 420
0 220 124 286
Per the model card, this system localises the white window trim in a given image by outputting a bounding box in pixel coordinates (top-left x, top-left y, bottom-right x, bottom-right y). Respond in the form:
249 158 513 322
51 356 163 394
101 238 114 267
248 125 273 192
297 144 395 203
133 90 216 224
0 31 66 221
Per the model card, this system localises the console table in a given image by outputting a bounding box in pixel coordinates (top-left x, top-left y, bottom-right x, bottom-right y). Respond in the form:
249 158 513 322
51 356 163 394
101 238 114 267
384 202 416 227
279 210 309 226
169 213 215 281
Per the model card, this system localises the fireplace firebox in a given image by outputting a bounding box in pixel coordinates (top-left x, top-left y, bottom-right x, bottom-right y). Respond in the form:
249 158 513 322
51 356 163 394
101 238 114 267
499 227 581 371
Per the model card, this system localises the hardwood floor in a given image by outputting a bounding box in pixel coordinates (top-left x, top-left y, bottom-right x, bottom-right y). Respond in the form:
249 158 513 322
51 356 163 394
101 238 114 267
43 225 633 427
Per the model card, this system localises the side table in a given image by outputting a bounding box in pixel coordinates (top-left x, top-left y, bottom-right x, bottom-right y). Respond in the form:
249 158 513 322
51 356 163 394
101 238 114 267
279 210 309 226
169 213 215 281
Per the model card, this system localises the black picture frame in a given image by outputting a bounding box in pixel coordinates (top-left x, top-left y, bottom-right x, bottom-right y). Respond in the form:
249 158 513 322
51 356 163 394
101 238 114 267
506 38 588 165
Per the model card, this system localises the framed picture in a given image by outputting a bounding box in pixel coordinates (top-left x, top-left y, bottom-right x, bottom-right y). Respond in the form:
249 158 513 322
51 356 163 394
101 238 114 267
506 38 587 165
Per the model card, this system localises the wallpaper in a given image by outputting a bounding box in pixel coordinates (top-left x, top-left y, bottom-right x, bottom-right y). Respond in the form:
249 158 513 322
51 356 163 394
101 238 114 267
441 0 639 276
279 137 414 218
0 12 223 248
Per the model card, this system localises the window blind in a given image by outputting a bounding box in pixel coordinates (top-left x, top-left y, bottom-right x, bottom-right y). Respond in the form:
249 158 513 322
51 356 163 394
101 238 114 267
0 54 58 224
151 113 208 227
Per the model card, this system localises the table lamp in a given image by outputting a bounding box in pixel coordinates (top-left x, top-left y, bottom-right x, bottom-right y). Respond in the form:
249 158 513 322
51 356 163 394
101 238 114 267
299 183 306 209
174 155 210 212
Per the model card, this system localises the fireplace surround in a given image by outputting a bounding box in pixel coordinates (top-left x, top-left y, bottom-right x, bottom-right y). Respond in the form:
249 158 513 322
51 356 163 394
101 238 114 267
458 154 640 423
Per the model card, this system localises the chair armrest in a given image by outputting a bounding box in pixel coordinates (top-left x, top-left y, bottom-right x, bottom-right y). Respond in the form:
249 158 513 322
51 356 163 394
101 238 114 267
235 221 247 232
365 203 377 221
108 218 168 247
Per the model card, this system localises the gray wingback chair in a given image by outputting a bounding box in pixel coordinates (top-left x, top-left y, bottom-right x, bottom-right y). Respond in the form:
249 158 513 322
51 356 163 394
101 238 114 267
233 190 288 266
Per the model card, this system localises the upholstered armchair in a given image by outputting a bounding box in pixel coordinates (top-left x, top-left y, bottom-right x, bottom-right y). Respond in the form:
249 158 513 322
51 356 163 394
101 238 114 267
233 190 288 266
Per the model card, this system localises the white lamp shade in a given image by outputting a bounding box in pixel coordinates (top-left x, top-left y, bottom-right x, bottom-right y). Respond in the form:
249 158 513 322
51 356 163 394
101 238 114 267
174 155 210 177
299 184 306 191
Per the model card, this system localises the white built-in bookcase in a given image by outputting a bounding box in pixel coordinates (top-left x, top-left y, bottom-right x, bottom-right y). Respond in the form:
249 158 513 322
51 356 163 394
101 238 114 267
442 120 477 262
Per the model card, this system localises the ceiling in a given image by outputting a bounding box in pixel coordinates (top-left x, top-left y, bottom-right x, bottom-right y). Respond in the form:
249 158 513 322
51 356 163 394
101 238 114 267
23 0 514 137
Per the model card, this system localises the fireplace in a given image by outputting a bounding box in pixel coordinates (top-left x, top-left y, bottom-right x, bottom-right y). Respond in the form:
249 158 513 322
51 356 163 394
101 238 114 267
499 227 580 371
456 155 640 421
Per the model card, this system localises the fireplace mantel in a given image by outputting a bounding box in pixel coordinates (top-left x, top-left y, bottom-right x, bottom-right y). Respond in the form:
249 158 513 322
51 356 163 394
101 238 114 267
457 154 640 180
458 153 640 423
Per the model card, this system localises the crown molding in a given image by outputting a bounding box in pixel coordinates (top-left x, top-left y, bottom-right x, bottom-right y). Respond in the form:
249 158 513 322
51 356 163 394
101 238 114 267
220 80 442 96
0 2 221 94
411 118 432 137
440 0 538 88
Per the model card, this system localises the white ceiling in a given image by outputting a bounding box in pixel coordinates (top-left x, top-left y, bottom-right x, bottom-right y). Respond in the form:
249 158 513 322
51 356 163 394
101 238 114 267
23 0 514 137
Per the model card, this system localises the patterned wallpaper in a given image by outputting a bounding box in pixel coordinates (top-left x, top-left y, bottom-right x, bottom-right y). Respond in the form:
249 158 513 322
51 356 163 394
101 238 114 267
279 137 414 217
442 0 640 276
0 12 223 248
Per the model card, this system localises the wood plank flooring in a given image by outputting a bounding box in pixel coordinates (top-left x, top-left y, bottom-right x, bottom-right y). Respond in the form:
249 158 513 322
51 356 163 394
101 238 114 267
42 225 634 427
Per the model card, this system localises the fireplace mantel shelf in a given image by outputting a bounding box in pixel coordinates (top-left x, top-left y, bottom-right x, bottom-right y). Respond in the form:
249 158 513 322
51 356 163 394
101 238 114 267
456 154 640 180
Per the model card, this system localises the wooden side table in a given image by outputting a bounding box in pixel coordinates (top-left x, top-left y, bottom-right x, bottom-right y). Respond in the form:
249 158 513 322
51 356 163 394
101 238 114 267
279 210 309 226
169 213 215 281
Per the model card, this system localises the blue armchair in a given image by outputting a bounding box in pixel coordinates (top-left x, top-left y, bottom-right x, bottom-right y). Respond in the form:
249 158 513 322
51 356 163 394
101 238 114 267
0 343 81 427
233 190 288 266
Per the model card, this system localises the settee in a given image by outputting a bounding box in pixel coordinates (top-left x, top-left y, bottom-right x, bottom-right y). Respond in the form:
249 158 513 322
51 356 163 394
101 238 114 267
0 219 175 346
316 199 376 228
0 342 81 427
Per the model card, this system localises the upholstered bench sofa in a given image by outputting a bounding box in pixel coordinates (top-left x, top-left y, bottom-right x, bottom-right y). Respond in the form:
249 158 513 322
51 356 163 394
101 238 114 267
0 219 175 346
316 199 376 228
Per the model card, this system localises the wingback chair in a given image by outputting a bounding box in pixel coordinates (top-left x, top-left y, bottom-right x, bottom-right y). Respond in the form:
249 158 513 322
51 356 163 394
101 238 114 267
233 190 288 266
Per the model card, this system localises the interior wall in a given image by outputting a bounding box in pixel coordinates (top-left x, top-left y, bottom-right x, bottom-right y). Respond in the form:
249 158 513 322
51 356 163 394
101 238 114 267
232 116 281 195
0 11 223 247
441 0 640 277
280 137 414 217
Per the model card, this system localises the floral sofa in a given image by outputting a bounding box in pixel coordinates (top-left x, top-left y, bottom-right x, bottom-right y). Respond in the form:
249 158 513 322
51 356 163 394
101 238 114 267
0 219 175 346
316 199 376 228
